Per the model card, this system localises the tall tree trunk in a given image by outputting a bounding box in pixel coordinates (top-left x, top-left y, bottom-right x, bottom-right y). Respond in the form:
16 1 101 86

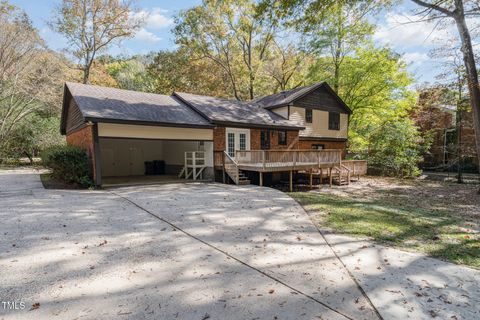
453 6 480 182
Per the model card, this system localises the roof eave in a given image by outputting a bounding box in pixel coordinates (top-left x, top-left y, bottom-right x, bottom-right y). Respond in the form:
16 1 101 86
212 120 304 131
84 117 216 129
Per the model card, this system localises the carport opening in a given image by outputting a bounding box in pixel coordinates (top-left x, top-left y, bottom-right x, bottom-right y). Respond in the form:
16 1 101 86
99 138 214 186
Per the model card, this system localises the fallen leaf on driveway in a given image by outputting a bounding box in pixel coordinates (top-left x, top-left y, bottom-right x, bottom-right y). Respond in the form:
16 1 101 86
29 303 40 311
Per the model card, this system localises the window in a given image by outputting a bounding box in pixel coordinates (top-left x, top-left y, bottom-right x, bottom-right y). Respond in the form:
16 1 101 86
227 132 235 157
260 130 270 150
329 112 340 130
305 109 313 123
312 144 325 150
278 130 287 145
239 133 246 150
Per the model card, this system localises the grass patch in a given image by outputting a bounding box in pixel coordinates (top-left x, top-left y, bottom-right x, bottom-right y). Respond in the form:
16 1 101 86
290 192 480 268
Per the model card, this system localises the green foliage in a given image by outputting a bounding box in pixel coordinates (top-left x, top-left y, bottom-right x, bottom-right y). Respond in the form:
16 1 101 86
104 56 155 92
307 43 423 176
1 113 64 162
41 145 93 188
367 120 427 177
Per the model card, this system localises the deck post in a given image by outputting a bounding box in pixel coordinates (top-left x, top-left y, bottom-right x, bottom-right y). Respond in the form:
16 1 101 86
309 170 313 189
222 152 226 183
289 170 293 192
329 167 333 187
262 150 266 170
319 168 323 189
259 172 263 186
192 152 196 181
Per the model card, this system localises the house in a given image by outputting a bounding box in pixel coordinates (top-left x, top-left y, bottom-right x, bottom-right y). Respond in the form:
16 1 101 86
412 92 478 171
60 81 355 187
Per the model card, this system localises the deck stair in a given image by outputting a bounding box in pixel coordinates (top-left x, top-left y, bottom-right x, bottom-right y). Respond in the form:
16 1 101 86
223 152 250 185
332 164 351 185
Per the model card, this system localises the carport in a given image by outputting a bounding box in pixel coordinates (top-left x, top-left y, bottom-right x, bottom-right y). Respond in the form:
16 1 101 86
60 83 216 186
97 123 214 186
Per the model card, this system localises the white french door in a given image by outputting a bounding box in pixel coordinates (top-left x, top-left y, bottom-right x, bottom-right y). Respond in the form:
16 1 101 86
225 128 250 158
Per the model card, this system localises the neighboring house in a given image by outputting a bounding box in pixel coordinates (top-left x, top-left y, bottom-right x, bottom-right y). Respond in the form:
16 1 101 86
60 81 352 186
413 99 478 171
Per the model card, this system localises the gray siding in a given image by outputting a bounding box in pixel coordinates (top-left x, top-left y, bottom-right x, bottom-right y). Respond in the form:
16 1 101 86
294 86 349 114
66 98 85 134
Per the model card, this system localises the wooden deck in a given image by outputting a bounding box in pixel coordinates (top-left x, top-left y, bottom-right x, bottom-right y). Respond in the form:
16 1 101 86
215 149 342 172
214 150 367 190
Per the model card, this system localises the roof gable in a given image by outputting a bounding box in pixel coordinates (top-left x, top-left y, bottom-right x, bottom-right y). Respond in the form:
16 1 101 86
255 82 352 114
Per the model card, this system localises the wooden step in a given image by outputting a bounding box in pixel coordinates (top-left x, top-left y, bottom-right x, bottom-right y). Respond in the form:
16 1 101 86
238 179 250 185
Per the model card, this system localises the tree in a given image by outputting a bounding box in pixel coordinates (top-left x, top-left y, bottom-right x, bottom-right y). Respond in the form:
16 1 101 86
0 2 66 159
368 119 426 177
410 0 480 184
263 41 312 91
50 0 143 84
299 0 377 92
308 44 417 154
104 55 155 92
174 0 278 100
147 49 231 97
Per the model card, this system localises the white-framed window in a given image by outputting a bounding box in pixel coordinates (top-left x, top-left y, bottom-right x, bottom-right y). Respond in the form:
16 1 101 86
239 133 246 150
227 132 235 157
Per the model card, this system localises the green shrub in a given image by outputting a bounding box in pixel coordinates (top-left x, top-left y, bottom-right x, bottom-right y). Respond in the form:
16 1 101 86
367 120 429 178
41 145 93 188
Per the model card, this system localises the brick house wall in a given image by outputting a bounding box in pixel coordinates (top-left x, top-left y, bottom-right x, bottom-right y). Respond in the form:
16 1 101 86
65 125 97 181
250 129 299 150
298 140 347 157
213 126 226 151
213 126 300 151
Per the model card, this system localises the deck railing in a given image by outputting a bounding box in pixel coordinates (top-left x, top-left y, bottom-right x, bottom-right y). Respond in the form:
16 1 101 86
234 149 342 171
341 160 367 179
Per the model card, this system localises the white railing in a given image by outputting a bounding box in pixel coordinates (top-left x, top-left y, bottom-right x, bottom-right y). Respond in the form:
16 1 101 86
223 151 240 184
178 151 206 180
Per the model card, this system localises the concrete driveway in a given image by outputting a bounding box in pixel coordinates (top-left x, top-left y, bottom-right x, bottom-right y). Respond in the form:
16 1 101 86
0 169 378 320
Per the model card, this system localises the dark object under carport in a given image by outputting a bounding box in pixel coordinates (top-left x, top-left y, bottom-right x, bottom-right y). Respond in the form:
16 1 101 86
145 160 165 175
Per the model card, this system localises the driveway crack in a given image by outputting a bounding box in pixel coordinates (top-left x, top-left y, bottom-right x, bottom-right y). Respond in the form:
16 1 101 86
111 191 359 320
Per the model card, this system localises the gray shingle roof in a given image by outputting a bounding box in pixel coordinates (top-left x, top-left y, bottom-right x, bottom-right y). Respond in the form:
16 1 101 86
255 82 324 108
65 82 212 127
173 92 303 129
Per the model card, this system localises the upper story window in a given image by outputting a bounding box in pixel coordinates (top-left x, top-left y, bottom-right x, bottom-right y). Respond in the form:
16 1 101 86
329 112 340 130
278 130 287 145
305 109 313 123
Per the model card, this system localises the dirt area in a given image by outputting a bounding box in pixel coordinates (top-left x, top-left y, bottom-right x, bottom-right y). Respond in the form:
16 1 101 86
318 176 480 225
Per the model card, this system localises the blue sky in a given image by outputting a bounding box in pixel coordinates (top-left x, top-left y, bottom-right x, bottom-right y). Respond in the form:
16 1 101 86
10 0 453 85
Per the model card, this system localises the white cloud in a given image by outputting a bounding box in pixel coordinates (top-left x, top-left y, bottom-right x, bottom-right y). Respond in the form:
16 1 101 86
374 13 453 48
134 7 173 30
401 52 429 64
134 28 161 43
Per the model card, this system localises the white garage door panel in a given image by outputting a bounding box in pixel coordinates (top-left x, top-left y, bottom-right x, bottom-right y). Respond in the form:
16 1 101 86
98 123 213 140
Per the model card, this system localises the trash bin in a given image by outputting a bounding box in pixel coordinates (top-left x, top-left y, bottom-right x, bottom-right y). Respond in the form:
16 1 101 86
144 161 154 175
153 160 165 175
